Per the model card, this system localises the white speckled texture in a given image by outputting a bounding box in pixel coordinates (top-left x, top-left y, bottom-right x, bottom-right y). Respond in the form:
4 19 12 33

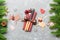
5 0 60 40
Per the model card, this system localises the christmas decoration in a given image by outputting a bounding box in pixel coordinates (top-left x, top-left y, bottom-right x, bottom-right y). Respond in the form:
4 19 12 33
48 22 54 26
40 8 45 14
38 17 46 29
0 0 7 40
23 9 37 32
1 21 7 27
49 0 60 37
9 14 20 21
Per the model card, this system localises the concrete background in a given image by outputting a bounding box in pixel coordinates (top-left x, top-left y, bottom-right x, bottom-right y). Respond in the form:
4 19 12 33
5 0 60 40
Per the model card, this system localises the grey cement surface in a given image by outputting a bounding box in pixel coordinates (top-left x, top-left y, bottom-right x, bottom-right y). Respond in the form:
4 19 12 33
4 0 60 40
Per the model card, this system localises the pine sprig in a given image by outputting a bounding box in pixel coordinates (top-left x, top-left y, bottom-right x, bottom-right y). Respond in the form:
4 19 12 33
50 0 60 37
0 0 7 40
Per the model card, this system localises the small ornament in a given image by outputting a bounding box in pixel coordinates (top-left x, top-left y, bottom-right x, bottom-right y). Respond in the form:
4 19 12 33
9 14 20 21
38 17 46 28
1 21 7 27
40 8 45 14
48 22 54 26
